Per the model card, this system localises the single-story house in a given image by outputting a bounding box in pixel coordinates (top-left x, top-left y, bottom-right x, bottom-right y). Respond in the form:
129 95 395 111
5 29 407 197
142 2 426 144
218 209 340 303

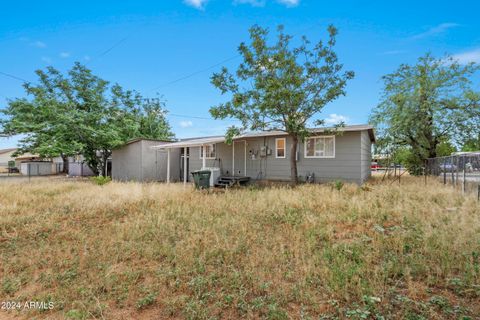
146 124 375 185
0 147 72 176
0 148 18 172
0 148 59 174
112 139 180 182
0 148 99 176
0 148 42 168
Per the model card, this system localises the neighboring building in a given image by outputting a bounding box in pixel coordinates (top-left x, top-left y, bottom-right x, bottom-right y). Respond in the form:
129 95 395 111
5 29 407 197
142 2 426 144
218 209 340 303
0 148 18 172
69 153 113 177
148 124 375 185
20 161 64 176
452 151 480 156
15 153 44 164
67 155 95 177
0 147 65 175
68 162 95 177
0 149 41 166
0 148 44 173
112 139 180 182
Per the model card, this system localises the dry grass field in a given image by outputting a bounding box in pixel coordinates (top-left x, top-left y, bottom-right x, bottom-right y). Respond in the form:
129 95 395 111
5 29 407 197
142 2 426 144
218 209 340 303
0 177 479 319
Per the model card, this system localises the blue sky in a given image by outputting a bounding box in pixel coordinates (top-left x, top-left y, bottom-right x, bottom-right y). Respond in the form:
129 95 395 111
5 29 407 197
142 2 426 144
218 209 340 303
1 0 480 148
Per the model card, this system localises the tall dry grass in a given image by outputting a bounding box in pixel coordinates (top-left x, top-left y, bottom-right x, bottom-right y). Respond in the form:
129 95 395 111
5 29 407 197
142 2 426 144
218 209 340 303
0 177 479 319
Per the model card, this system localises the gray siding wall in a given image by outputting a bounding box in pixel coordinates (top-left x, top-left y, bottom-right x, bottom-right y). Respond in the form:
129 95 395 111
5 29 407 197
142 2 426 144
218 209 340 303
360 131 372 183
141 141 160 181
141 140 174 182
183 131 371 184
112 142 142 181
151 146 181 182
112 140 181 182
68 163 95 177
242 132 362 183
188 141 244 176
189 147 217 172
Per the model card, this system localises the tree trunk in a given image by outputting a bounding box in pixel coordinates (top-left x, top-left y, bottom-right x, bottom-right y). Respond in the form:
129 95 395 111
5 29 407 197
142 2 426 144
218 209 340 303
61 154 69 174
428 146 437 159
102 149 111 177
290 135 299 185
101 151 107 177
83 149 100 176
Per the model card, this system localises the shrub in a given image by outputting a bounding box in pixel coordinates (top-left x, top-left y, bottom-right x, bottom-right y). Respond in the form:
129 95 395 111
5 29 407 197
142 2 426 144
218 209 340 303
90 176 111 185
332 179 344 191
1 277 19 295
136 292 157 309
65 309 88 320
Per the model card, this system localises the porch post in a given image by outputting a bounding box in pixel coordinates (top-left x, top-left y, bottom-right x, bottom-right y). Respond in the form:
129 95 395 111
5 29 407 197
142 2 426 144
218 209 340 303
244 140 247 177
202 144 206 169
183 147 187 185
167 148 171 183
232 141 235 176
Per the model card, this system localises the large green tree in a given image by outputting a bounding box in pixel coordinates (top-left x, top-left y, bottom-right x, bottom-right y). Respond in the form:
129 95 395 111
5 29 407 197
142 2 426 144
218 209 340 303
1 63 174 175
370 54 480 174
462 133 480 151
210 25 354 184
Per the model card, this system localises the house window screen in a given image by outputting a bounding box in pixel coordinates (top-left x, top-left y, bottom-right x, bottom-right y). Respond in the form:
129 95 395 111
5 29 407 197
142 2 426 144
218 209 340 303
200 144 216 159
305 136 335 158
275 138 286 158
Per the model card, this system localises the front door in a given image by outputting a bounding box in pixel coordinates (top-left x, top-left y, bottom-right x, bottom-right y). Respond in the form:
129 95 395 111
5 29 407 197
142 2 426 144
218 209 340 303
233 141 246 176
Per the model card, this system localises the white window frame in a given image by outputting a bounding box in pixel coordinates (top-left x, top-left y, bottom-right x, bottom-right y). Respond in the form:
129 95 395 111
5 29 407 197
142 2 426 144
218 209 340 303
275 138 286 158
199 144 216 159
304 135 335 158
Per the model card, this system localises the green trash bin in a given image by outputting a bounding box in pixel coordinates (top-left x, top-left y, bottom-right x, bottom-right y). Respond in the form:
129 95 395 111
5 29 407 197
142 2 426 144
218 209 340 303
191 170 211 189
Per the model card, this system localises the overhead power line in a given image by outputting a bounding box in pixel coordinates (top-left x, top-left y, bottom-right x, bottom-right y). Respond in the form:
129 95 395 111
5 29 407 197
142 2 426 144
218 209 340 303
150 55 240 92
145 22 323 122
168 113 239 122
148 21 323 92
88 36 129 64
0 34 129 99
0 34 129 84
0 71 30 83
0 71 30 100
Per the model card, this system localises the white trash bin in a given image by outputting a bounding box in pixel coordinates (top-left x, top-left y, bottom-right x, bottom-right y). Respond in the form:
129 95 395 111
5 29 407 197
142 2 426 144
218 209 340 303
201 167 221 186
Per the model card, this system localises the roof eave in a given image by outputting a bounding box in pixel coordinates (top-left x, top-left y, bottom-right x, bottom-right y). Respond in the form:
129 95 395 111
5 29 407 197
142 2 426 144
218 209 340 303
151 137 226 149
151 124 376 149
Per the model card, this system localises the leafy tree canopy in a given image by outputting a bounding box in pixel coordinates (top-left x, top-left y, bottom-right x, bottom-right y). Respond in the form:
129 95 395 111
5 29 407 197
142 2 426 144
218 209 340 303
436 139 457 157
370 53 480 174
210 24 354 184
1 63 174 175
461 133 480 152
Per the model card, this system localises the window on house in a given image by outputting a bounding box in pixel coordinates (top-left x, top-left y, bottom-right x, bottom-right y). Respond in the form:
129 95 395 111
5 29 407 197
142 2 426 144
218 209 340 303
275 138 286 158
304 136 335 158
199 144 216 159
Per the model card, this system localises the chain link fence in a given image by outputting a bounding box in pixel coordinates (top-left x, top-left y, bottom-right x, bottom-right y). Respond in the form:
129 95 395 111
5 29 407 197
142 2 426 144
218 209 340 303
426 153 480 197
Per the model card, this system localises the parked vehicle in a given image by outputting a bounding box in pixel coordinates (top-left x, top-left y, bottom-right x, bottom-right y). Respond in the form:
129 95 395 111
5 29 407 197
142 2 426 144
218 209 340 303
439 163 457 172
389 164 402 169
7 167 19 173
465 162 473 173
